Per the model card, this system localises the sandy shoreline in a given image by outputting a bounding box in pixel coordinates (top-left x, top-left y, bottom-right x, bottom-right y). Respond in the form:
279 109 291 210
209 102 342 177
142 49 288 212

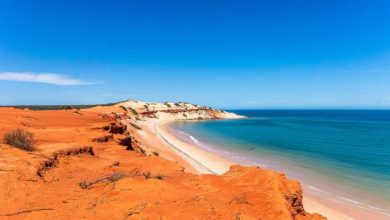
154 119 389 220
155 120 233 174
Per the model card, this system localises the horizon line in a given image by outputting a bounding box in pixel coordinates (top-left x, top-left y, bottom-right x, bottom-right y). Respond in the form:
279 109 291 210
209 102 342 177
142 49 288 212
1 103 390 111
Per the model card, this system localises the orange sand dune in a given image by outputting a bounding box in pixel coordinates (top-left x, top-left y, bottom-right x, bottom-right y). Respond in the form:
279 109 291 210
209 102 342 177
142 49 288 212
0 107 324 219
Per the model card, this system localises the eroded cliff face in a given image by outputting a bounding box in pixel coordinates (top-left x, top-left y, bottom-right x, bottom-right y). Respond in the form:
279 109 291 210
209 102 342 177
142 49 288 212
0 104 325 220
119 100 245 120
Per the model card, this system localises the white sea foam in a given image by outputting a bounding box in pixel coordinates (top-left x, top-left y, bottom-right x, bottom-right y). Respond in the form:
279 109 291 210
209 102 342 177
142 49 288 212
307 185 331 195
177 130 215 152
222 151 233 155
306 185 390 216
338 196 363 205
367 205 386 211
189 135 200 144
252 162 268 167
353 204 390 217
379 211 390 217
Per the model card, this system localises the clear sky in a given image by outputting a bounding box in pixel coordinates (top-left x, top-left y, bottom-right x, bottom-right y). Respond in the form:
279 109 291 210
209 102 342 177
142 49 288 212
1 0 390 109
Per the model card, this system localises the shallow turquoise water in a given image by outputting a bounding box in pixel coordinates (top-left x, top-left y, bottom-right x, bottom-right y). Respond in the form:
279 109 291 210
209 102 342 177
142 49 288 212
171 110 390 214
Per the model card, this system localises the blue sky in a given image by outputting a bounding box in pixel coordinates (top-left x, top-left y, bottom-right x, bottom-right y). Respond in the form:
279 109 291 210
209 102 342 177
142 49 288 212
1 0 390 109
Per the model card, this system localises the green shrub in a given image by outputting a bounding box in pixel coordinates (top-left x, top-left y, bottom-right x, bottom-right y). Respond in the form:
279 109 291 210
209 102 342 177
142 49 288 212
130 122 142 130
129 107 138 115
3 128 36 151
120 105 128 112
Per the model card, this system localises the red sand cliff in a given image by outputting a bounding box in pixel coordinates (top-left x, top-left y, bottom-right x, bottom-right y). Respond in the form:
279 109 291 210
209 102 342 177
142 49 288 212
0 106 325 219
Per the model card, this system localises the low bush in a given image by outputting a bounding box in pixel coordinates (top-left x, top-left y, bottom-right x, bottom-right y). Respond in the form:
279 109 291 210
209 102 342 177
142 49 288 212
120 105 128 112
129 107 138 115
130 122 142 130
3 128 36 151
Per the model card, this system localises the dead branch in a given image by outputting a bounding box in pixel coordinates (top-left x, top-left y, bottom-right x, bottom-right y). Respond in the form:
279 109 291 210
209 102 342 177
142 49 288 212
0 208 53 216
80 172 126 189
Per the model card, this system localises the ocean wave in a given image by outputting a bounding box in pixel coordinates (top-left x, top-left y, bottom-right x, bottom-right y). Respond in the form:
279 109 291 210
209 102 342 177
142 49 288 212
189 135 200 144
307 184 365 207
337 196 363 205
222 150 233 155
367 205 386 212
251 162 268 167
307 185 331 195
175 129 216 152
306 185 390 216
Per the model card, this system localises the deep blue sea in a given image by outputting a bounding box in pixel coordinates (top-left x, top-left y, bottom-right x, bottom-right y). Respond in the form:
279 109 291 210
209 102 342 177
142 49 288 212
170 110 390 216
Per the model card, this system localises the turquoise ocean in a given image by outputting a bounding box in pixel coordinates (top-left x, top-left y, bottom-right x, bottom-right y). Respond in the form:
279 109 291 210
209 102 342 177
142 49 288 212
170 110 390 217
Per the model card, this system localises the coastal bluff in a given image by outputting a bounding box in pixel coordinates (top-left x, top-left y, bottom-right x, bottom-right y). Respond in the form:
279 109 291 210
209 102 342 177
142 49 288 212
0 100 325 219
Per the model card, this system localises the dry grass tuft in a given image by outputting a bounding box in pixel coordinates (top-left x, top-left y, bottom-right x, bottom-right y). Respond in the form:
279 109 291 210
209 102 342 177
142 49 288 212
3 128 36 151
